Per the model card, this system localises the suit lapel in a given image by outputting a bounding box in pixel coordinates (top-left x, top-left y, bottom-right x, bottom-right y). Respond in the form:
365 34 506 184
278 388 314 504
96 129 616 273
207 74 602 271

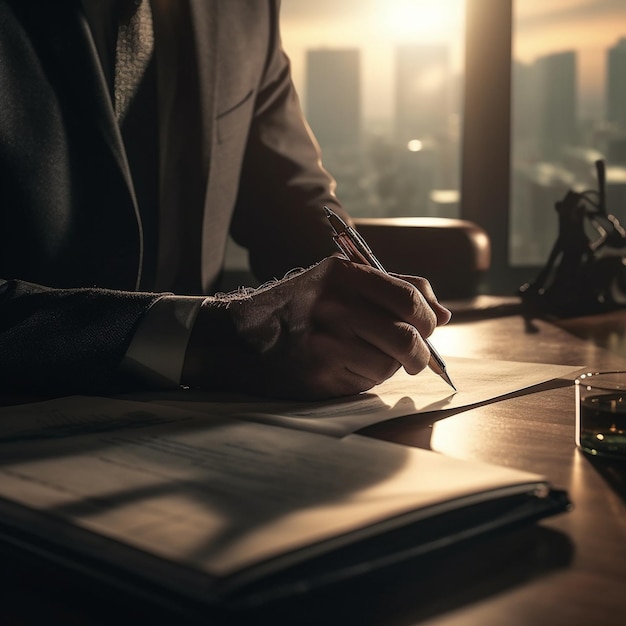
10 0 143 288
23 0 221 292
28 0 136 195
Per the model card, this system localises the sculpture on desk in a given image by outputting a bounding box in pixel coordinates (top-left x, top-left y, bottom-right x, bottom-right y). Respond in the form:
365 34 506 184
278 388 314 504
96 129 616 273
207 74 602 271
519 159 626 319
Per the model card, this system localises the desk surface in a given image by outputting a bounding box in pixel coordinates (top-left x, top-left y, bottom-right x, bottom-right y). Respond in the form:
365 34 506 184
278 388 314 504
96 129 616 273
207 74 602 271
2 312 626 625
361 313 626 626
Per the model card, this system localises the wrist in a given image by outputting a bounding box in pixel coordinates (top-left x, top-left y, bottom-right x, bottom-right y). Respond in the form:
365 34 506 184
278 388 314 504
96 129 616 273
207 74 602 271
181 299 249 390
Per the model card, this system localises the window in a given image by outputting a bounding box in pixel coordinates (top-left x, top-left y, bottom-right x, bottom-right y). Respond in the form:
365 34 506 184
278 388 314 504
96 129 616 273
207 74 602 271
281 0 465 219
462 0 626 292
511 1 626 267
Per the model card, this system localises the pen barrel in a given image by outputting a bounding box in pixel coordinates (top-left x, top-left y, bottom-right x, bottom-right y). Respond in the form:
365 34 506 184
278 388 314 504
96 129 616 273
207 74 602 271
425 339 444 370
426 351 445 377
335 233 372 267
346 228 386 273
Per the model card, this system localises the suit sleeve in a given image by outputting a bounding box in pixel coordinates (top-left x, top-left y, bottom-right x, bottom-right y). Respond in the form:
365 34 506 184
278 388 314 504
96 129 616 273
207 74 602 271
229 0 351 282
0 279 161 395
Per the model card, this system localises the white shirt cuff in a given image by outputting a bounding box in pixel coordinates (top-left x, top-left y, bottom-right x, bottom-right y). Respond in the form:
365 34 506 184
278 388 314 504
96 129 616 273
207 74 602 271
121 295 207 388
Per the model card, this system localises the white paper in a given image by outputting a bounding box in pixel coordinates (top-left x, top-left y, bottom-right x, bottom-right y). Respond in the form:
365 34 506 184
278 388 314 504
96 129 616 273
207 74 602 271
129 356 582 437
0 357 580 443
0 412 545 578
0 356 571 582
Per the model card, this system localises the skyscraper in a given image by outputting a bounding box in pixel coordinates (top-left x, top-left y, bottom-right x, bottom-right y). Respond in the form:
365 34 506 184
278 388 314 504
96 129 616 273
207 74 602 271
305 48 361 150
607 37 626 132
534 51 577 161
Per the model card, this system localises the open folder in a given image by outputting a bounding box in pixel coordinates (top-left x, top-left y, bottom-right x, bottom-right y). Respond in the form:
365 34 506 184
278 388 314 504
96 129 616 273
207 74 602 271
0 358 573 616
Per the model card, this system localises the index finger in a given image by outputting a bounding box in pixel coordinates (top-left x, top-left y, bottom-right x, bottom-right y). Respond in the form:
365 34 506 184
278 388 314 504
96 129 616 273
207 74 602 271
392 273 452 326
346 264 440 338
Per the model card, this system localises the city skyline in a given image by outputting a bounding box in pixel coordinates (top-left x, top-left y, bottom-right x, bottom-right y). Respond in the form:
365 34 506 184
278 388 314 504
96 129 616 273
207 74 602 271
280 0 626 121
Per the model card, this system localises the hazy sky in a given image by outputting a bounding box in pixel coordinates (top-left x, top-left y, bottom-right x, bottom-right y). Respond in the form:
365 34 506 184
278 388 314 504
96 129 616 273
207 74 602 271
278 0 626 120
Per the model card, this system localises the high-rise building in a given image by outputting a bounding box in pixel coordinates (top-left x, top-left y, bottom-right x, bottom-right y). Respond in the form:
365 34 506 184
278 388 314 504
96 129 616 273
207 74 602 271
607 37 626 132
305 48 361 150
534 51 577 161
394 44 451 146
512 60 541 161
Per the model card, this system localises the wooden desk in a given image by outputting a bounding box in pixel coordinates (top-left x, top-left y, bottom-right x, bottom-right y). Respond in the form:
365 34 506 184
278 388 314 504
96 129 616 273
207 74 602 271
2 313 626 625
554 309 626 360
360 313 626 626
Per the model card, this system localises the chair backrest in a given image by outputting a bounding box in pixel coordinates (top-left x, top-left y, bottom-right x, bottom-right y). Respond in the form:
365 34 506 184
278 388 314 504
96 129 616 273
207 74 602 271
352 217 491 299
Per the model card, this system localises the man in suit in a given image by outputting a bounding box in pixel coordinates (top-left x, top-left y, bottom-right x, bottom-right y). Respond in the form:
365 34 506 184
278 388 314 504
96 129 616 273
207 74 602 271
0 0 450 399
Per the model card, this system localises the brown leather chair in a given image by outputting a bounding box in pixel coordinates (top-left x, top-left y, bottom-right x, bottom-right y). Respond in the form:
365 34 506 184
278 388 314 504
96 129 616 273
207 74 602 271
352 217 491 299
222 217 491 299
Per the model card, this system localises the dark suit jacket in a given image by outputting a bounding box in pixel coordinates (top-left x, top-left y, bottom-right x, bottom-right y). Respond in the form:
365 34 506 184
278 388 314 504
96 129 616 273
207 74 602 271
0 0 344 393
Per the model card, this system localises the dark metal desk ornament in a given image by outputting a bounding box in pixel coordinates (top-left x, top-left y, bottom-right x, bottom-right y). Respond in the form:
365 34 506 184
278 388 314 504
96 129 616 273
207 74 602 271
519 160 626 319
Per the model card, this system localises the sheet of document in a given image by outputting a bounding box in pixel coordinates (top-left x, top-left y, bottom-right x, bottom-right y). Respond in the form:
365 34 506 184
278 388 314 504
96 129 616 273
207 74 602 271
0 409 547 580
0 357 581 443
128 356 582 437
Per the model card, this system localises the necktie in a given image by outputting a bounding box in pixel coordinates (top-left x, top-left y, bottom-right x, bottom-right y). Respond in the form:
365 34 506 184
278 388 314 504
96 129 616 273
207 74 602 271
114 0 154 123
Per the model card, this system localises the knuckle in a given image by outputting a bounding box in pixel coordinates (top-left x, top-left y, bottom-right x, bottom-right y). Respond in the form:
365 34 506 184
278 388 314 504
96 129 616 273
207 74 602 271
397 321 419 344
412 276 432 293
393 323 420 356
403 288 437 334
393 280 420 314
404 351 431 375
394 323 430 372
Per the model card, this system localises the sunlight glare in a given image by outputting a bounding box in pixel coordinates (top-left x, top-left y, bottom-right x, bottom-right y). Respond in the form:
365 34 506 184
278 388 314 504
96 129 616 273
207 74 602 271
379 0 461 41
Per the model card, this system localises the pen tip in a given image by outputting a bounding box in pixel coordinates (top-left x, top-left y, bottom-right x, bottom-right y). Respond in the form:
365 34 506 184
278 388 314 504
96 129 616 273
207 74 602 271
442 372 457 392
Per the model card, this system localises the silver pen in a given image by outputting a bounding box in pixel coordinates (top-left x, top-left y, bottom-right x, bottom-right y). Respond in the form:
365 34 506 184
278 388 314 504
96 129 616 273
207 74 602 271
324 206 456 391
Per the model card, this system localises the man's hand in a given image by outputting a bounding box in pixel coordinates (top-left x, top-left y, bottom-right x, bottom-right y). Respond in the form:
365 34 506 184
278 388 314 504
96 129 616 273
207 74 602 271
182 257 451 399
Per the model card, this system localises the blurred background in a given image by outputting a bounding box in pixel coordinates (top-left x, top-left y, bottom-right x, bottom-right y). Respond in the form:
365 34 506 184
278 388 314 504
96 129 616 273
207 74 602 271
228 0 626 295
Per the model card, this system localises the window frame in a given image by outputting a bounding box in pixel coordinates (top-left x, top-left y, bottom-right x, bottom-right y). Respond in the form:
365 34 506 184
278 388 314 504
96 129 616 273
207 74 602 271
463 0 574 294
462 0 529 293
